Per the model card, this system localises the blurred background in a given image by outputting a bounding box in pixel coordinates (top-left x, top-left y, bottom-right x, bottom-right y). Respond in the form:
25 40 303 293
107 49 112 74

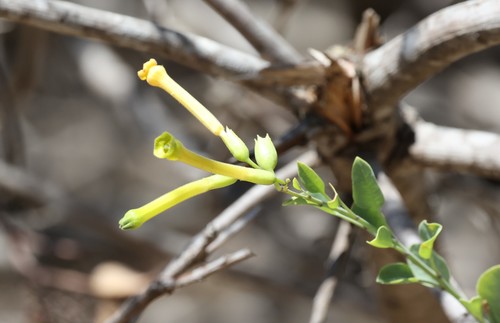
1 0 500 322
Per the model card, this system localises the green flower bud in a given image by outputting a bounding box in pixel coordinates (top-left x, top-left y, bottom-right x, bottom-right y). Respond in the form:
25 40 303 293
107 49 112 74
254 134 278 171
220 127 250 163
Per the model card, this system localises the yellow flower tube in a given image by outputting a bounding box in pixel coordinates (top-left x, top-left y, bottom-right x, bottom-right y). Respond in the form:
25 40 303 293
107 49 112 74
138 59 224 136
154 132 276 185
119 174 237 230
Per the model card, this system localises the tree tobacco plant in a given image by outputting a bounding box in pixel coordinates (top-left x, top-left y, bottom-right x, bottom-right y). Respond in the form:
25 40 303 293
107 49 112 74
120 59 500 323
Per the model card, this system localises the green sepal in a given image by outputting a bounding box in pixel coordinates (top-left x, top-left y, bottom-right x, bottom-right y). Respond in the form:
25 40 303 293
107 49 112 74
376 263 418 284
477 265 500 323
418 220 442 260
367 226 395 248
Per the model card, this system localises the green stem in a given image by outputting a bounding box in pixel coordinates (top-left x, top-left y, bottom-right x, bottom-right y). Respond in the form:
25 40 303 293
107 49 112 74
393 242 478 318
338 199 377 235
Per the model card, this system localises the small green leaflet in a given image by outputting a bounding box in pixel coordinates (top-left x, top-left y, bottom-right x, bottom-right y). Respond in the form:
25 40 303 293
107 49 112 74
376 263 417 284
367 226 395 248
418 220 442 260
297 162 326 195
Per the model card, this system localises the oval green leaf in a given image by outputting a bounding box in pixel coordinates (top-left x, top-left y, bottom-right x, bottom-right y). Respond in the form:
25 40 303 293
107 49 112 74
351 157 384 210
297 162 325 195
477 265 500 323
376 263 417 285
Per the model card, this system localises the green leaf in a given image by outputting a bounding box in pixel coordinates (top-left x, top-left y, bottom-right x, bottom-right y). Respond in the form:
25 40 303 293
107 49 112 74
477 265 500 323
327 195 339 209
418 220 442 260
351 157 384 210
283 196 309 206
367 226 395 248
351 157 387 229
376 263 418 284
462 296 484 323
292 177 302 191
351 205 387 230
407 245 450 287
297 162 325 195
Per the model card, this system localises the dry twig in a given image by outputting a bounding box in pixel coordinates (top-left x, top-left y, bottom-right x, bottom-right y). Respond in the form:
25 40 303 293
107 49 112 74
363 0 500 122
0 0 268 79
309 221 352 323
204 0 302 64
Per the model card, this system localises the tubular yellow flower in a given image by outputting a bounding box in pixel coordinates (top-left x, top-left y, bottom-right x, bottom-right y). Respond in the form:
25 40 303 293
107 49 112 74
154 132 276 185
119 174 237 230
138 59 224 136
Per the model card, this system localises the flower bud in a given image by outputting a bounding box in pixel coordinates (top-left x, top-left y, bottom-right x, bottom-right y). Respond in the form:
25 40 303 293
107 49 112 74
254 134 278 171
220 127 250 163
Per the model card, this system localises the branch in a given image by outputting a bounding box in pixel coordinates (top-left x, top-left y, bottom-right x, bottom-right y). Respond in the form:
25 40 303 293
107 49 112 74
105 249 253 323
363 0 500 121
0 0 268 79
106 150 320 323
411 120 500 180
204 0 302 64
174 248 253 288
0 159 62 209
308 221 351 323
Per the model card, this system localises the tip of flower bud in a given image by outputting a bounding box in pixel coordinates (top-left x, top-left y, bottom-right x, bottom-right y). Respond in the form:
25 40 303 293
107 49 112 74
254 134 278 171
220 127 250 163
137 58 158 81
119 210 144 230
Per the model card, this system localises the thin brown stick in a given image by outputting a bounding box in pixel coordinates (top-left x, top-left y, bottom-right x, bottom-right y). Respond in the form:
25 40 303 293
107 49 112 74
204 0 302 64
